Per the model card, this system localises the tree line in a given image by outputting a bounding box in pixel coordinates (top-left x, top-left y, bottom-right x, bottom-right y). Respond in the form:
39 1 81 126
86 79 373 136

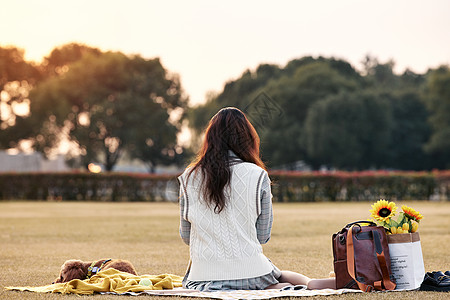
188 56 449 170
1 44 449 171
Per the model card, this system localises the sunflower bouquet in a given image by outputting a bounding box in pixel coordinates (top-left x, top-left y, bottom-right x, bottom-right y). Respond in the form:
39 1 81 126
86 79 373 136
369 199 423 234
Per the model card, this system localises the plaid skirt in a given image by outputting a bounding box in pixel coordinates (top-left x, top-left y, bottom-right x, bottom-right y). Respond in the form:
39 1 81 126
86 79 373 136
182 263 282 291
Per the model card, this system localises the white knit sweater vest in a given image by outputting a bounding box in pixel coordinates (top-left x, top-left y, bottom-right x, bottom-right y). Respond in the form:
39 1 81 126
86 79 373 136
179 162 274 281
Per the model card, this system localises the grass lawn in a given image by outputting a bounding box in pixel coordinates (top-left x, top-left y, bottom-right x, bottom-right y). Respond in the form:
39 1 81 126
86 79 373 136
0 201 449 299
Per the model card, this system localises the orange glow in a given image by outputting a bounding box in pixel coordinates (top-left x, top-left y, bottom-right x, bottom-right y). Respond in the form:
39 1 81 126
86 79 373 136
88 163 102 173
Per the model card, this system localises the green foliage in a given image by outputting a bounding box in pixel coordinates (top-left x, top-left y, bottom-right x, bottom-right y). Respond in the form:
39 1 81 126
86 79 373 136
270 170 439 202
188 56 443 170
0 172 175 201
0 46 41 148
28 48 188 171
42 43 102 77
1 43 188 171
386 92 432 170
305 91 392 169
0 46 40 86
423 66 450 168
188 57 362 167
1 44 448 171
0 171 446 202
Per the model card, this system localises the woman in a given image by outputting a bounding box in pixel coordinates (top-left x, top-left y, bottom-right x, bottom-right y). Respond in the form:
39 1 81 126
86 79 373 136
178 107 335 291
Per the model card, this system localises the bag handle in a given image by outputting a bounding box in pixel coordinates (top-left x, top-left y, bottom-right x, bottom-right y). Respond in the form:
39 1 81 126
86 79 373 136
345 220 376 228
346 225 396 292
337 221 376 235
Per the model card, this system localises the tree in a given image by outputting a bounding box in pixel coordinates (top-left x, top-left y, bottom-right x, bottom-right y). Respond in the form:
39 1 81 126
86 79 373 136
261 60 361 167
386 92 432 170
41 43 101 77
361 55 399 89
0 46 40 148
304 91 392 169
188 57 362 168
29 50 188 171
423 66 450 168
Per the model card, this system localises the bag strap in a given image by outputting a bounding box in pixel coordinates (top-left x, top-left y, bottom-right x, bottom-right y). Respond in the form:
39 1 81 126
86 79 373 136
346 225 396 291
372 231 396 290
346 225 373 292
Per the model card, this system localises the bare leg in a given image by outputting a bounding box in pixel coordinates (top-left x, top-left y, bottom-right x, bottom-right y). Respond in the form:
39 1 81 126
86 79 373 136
278 271 311 285
265 271 311 289
265 271 336 290
307 278 336 290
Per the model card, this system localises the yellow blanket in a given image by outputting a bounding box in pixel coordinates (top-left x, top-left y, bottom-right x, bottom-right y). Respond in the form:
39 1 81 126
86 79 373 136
5 268 183 295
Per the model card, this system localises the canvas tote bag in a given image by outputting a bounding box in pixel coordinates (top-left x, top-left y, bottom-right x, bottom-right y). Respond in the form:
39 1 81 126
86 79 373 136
387 232 425 290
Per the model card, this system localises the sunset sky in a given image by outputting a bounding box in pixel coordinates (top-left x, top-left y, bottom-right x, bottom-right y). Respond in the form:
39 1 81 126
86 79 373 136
1 0 449 105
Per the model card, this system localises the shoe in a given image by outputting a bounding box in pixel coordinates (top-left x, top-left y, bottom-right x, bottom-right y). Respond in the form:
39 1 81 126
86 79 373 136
435 271 450 283
420 271 450 292
445 271 450 277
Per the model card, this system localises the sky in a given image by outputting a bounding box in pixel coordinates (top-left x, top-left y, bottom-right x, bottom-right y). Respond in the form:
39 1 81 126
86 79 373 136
1 0 450 105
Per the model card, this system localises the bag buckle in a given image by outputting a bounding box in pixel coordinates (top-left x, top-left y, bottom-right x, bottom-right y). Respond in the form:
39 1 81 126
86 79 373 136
365 285 374 292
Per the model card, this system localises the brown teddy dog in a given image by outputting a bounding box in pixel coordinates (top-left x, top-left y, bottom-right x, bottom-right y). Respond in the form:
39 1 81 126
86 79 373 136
53 259 137 283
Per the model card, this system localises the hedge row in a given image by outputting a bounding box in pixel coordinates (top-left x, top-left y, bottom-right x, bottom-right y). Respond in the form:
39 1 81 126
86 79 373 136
270 170 450 202
0 172 178 202
0 171 449 202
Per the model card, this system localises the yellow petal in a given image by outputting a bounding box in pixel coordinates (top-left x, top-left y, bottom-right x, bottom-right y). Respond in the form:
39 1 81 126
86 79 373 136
402 223 409 231
411 222 419 233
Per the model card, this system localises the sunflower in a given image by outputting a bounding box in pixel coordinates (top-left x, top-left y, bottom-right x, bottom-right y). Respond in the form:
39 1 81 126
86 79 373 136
402 205 423 222
370 199 397 223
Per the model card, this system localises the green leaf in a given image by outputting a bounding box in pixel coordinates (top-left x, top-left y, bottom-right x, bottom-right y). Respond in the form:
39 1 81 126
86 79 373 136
389 219 398 228
396 212 406 225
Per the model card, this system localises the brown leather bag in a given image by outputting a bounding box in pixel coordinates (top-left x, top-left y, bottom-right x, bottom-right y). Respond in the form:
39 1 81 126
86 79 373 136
332 221 396 292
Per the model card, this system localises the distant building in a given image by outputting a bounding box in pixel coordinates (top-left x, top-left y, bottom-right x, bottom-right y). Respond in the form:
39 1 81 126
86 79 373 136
0 151 70 172
0 150 183 174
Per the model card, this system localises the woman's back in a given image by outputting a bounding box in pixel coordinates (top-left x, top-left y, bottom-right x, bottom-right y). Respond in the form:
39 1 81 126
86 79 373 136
179 158 273 281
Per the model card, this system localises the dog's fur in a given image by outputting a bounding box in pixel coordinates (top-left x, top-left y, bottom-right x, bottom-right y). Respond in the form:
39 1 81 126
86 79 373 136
53 259 137 283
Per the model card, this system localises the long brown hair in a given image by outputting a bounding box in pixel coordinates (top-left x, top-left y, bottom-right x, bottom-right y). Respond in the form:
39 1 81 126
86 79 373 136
188 107 266 213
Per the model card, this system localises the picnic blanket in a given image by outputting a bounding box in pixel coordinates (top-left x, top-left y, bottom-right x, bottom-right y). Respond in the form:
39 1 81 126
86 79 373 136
5 268 183 295
5 268 362 298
